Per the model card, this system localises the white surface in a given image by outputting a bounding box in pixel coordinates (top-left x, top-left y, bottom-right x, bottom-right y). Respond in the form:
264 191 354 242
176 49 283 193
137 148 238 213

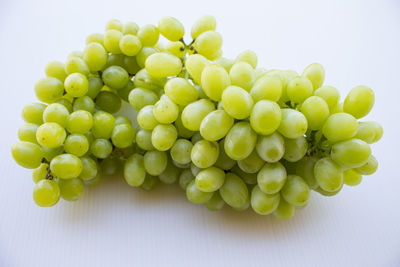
1 0 399 266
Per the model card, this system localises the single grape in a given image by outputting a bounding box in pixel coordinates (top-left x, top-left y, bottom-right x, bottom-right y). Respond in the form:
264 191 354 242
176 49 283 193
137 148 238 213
33 179 60 207
273 198 295 220
43 103 69 127
111 124 135 148
119 34 142 56
95 91 122 114
123 21 139 35
58 178 84 201
90 139 113 159
221 85 254 119
179 169 195 190
78 156 98 180
83 42 107 71
165 41 185 57
153 95 179 124
322 113 358 142
193 31 222 60
64 134 89 157
104 29 123 54
124 154 146 187
343 169 362 186
256 132 285 163
158 16 185 41
151 124 177 151
34 77 64 103
250 100 281 135
45 61 67 82
36 122 66 148
22 102 46 125
64 73 89 97
73 96 95 113
200 110 234 141
65 56 90 75
50 154 82 179
186 180 213 204
191 140 219 168
201 64 230 101
170 139 193 165
106 19 123 31
355 154 378 175
229 62 255 92
300 96 329 130
251 185 280 215
102 66 129 90
331 138 371 168
302 63 325 90
236 50 257 68
206 192 225 211
343 85 375 119
219 172 249 209
314 85 340 110
145 52 182 78
250 75 282 102
283 136 307 162
92 111 115 139
86 76 103 99
281 175 310 207
11 141 43 169
66 110 93 134
86 33 103 45
257 162 287 194
32 163 48 184
137 24 159 47
128 87 159 111
18 123 38 144
224 122 257 160
185 54 209 84
144 150 168 176
137 105 158 130
136 129 155 150
164 77 198 106
159 161 181 184
237 150 264 174
181 99 215 131
278 108 308 139
314 157 343 192
195 167 225 192
286 76 313 103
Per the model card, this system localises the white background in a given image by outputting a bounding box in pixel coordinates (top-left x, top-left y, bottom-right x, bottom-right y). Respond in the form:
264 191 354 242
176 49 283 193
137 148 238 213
0 0 399 266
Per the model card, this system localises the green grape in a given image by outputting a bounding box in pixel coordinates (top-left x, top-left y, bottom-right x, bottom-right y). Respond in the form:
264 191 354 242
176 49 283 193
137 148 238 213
36 122 66 148
138 24 159 47
251 185 280 215
237 150 264 174
224 122 257 160
56 98 73 113
234 199 250 211
200 110 234 141
100 157 122 176
22 102 46 125
371 122 383 142
128 87 159 111
343 85 375 119
32 163 48 183
117 80 134 102
170 139 193 165
221 85 253 119
86 33 103 45
186 180 213 204
283 136 307 162
250 100 281 135
43 103 69 127
181 99 215 131
83 42 107 71
314 85 340 110
191 15 216 39
331 138 371 168
83 167 102 186
145 52 182 78
206 191 225 211
201 64 230 101
151 124 177 151
64 73 89 97
18 123 38 144
236 50 257 68
104 29 123 54
191 140 219 168
355 121 377 144
42 146 64 162
45 61 67 82
229 62 255 92
322 113 358 142
179 169 194 190
90 139 113 159
86 77 103 99
111 124 135 148
78 156 98 180
58 178 84 201
257 162 287 194
95 91 122 113
50 154 82 179
277 108 308 139
144 150 168 176
343 168 362 186
185 54 209 84
106 19 123 31
165 41 185 57
193 31 222 59
124 154 146 187
295 156 319 189
136 47 158 68
302 63 325 90
104 54 125 68
214 140 236 170
250 75 282 102
153 95 179 124
158 16 184 41
164 77 198 106
33 179 60 207
231 165 256 185
136 129 155 150
355 154 378 175
159 161 181 184
314 157 343 192
140 174 159 191
256 132 285 163
314 185 343 197
273 198 295 220
219 172 248 209
11 141 43 169
281 175 310 207
66 110 93 134
34 77 64 103
286 76 313 103
123 57 140 75
119 34 142 56
64 134 89 157
102 66 129 90
73 96 95 113
134 71 166 94
123 21 139 35
137 105 158 130
300 96 329 130
92 111 115 139
214 57 234 72
65 56 90 75
195 167 225 192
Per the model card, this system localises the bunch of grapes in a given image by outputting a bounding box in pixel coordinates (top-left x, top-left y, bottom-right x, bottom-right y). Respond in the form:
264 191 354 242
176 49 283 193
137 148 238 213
11 15 383 220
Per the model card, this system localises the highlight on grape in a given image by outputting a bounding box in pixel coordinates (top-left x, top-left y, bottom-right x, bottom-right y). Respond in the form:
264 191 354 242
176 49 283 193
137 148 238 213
11 15 383 219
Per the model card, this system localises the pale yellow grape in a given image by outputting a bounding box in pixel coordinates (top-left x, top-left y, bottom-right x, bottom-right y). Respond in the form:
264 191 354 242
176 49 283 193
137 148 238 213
145 53 182 78
45 61 67 82
83 42 107 71
314 85 340 110
371 121 383 142
34 77 64 104
302 63 325 90
136 47 158 68
65 56 90 75
250 75 282 102
165 41 185 57
200 110 234 141
144 151 168 176
86 33 103 45
128 87 159 111
36 122 66 148
224 122 257 160
273 198 295 220
236 50 257 68
141 175 159 191
158 16 184 41
343 85 375 119
18 123 38 144
119 34 142 56
33 180 60 207
287 76 313 103
229 62 255 92
355 121 377 144
151 124 177 151
50 154 82 179
281 175 310 207
11 141 43 169
237 150 264 174
22 102 46 125
256 132 285 163
159 162 181 184
181 99 215 131
174 113 195 138
78 157 98 181
322 113 358 142
214 140 236 170
191 15 216 39
343 169 362 186
201 64 230 101
153 95 179 124
136 129 155 150
186 180 213 204
314 157 343 192
179 169 194 190
124 154 146 187
193 31 222 59
164 78 198 106
206 192 225 211
219 172 248 209
42 146 64 162
64 73 89 97
221 86 253 119
283 136 307 162
43 103 70 128
331 138 371 168
138 24 159 47
257 162 287 194
92 111 115 139
66 110 93 134
123 21 139 35
195 167 225 192
300 96 329 130
207 49 222 61
250 100 281 135
251 185 280 215
355 155 378 175
295 156 319 189
32 163 48 183
111 124 136 148
137 105 158 130
170 139 193 165
106 19 123 31
104 29 123 54
64 134 89 157
277 108 308 139
191 140 219 168
185 54 209 84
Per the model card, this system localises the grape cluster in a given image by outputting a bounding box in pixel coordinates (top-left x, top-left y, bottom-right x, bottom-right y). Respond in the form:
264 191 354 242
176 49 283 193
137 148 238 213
11 15 383 219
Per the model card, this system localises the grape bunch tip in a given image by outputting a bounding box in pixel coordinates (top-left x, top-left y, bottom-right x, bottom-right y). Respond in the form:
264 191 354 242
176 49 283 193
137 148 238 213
11 15 383 220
